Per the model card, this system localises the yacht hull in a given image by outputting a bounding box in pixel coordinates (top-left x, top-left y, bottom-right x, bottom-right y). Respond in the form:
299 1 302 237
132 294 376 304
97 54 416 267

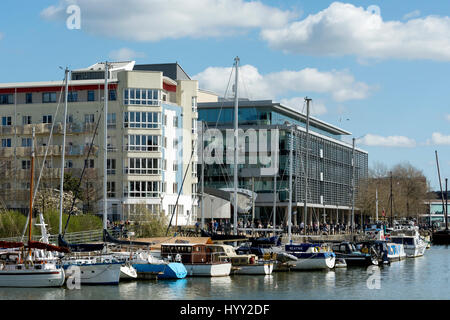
0 268 65 287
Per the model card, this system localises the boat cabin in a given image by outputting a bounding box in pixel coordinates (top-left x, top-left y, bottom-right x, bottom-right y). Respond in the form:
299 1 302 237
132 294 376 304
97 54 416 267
331 242 359 254
160 243 222 265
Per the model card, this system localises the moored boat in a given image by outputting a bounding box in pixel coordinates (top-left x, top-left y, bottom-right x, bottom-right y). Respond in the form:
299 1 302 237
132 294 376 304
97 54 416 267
390 228 427 258
212 244 274 275
331 242 378 266
0 250 65 288
160 243 231 277
285 243 335 270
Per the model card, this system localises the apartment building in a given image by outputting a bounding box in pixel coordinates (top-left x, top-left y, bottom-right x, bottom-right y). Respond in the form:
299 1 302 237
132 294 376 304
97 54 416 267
0 61 199 225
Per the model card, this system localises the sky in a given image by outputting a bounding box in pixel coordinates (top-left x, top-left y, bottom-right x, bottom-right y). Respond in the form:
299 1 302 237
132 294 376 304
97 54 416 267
1 0 450 190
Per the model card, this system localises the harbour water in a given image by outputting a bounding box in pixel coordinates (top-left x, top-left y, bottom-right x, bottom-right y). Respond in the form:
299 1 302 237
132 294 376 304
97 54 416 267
1 245 449 300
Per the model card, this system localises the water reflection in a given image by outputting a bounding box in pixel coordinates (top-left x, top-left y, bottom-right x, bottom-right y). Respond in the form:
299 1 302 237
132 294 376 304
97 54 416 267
1 247 449 300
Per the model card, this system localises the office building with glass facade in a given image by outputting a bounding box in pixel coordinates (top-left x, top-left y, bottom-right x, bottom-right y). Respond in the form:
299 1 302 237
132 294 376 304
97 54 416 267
197 99 368 227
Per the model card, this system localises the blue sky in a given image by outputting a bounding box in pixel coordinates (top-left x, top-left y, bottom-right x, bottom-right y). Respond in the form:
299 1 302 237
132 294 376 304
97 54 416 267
1 0 450 190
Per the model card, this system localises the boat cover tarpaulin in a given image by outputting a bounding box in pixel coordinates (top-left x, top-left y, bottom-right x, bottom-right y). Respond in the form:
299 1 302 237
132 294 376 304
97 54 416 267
27 240 71 253
0 241 24 248
58 234 105 252
103 229 155 246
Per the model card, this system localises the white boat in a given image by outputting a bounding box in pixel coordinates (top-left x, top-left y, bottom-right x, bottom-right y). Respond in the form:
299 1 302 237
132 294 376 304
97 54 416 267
390 228 427 258
212 244 274 275
0 126 65 288
120 263 137 280
160 243 231 277
0 250 65 288
285 244 336 270
62 255 122 285
334 258 347 268
385 243 407 261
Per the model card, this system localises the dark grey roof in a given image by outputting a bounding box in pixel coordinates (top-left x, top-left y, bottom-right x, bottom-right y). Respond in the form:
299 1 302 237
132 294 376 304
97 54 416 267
133 63 191 81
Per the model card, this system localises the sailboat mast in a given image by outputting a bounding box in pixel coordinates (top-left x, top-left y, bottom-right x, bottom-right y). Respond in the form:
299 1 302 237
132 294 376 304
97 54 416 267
59 68 69 234
233 56 239 235
304 97 311 235
288 126 293 243
435 150 447 230
28 126 36 245
200 121 205 230
103 62 109 230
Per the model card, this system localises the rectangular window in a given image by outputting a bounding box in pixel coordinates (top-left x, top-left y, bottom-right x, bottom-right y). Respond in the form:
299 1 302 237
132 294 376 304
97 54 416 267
65 160 73 168
107 181 116 198
42 92 56 103
107 159 116 175
21 138 32 147
22 160 31 170
43 115 52 124
22 116 32 125
1 139 11 148
123 111 161 129
173 183 178 194
126 181 161 198
87 90 95 101
127 134 160 152
107 113 116 129
173 116 178 128
123 88 160 106
84 159 95 168
26 93 33 104
1 116 12 126
126 158 161 175
109 89 117 101
68 91 78 102
84 114 94 123
0 94 13 105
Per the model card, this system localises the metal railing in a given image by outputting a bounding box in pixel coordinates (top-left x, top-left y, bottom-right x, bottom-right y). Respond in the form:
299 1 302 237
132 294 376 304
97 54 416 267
0 228 121 245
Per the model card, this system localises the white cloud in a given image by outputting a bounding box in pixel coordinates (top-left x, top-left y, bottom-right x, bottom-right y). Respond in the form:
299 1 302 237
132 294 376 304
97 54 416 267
357 134 416 148
108 48 146 61
403 10 421 20
193 64 370 102
261 2 450 61
280 97 327 116
446 114 450 122
41 0 296 41
429 132 450 145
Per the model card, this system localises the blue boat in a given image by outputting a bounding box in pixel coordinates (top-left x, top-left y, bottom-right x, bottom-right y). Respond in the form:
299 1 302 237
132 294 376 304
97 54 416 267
285 243 336 270
132 262 187 280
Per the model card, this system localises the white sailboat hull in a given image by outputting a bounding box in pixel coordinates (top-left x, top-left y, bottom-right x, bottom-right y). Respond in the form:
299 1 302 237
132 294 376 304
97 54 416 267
65 263 121 285
233 263 273 275
185 263 231 277
0 268 65 287
120 264 137 280
291 256 335 270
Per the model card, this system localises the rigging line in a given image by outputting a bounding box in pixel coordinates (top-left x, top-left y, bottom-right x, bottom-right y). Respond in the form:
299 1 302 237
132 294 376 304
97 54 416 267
63 100 104 236
20 81 65 242
213 64 234 129
165 137 197 236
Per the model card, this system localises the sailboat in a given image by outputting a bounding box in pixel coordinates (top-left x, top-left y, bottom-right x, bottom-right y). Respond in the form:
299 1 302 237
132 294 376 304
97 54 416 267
432 151 450 244
56 66 122 285
0 127 66 287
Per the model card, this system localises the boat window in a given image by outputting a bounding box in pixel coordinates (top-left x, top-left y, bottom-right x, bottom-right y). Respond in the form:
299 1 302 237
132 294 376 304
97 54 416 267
35 265 42 270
